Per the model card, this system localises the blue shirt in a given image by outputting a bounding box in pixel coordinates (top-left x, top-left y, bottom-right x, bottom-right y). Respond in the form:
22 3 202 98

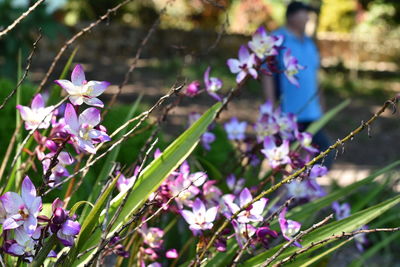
273 27 322 122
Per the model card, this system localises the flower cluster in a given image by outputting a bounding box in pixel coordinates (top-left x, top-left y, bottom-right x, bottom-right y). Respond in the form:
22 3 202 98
0 177 80 261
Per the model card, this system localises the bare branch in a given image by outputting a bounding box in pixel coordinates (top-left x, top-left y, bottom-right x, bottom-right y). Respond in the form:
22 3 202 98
0 0 45 39
0 32 42 110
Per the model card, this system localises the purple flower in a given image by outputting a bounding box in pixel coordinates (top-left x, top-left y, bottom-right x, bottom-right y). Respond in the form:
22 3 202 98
256 226 278 248
248 26 283 59
295 131 318 153
261 136 291 168
254 116 280 143
50 198 81 247
283 49 304 87
184 81 201 97
204 67 223 101
4 227 40 260
224 117 247 141
279 207 302 247
309 165 328 179
332 201 351 220
116 168 139 192
16 94 54 130
231 220 256 248
181 198 218 235
203 180 222 204
201 131 215 151
1 176 41 235
226 174 245 194
42 151 74 187
139 224 164 249
286 180 313 199
64 103 110 154
276 112 298 140
168 174 200 208
227 45 258 83
224 188 267 224
55 64 110 107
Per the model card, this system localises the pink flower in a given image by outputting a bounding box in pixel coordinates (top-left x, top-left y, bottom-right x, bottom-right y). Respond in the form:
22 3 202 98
231 220 256 248
261 136 291 168
283 49 304 87
165 249 178 259
295 131 318 153
64 103 110 154
248 26 283 59
139 224 164 249
181 198 218 235
16 94 54 130
55 64 110 107
42 151 74 187
116 167 139 192
0 176 42 235
224 188 267 224
227 45 258 83
184 81 201 97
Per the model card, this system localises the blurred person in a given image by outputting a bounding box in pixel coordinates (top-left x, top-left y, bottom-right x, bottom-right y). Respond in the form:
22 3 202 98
262 1 334 168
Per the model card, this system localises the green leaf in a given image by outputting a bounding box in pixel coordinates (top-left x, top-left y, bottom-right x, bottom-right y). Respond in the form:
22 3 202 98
32 235 58 267
243 194 400 266
80 94 143 219
70 102 222 265
72 174 119 256
70 201 93 217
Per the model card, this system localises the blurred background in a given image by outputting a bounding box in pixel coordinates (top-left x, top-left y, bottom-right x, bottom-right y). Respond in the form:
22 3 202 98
1 0 400 188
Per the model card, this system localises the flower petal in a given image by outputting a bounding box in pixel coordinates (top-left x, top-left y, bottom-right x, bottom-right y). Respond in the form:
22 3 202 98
239 188 253 207
64 103 79 132
238 45 250 62
24 215 37 235
79 107 100 126
21 176 36 205
227 59 241 73
181 210 195 225
83 97 104 108
61 219 81 236
205 206 218 223
1 192 24 214
54 80 78 95
71 64 86 85
68 95 84 106
31 94 44 110
85 81 110 97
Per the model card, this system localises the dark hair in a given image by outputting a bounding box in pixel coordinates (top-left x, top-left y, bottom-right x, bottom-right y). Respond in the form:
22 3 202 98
286 1 316 18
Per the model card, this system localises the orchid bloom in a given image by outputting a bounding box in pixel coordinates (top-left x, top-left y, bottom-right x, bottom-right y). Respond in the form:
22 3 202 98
261 136 291 168
42 151 74 187
116 167 139 192
254 116 280 143
165 249 178 259
227 45 258 83
55 64 110 107
139 224 164 248
1 176 41 235
283 49 304 87
17 94 54 130
224 188 267 224
231 220 256 248
4 227 40 260
295 131 318 153
279 207 302 247
64 103 110 154
204 67 223 101
248 26 283 59
50 198 81 246
181 198 218 235
332 201 351 220
226 174 245 194
201 131 215 151
224 117 247 141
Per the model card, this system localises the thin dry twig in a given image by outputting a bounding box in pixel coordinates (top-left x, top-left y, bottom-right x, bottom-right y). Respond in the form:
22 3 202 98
35 0 133 94
0 0 45 39
274 227 400 267
0 33 42 110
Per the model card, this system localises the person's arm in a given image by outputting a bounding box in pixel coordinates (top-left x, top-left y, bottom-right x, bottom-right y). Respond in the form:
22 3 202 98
261 74 277 102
